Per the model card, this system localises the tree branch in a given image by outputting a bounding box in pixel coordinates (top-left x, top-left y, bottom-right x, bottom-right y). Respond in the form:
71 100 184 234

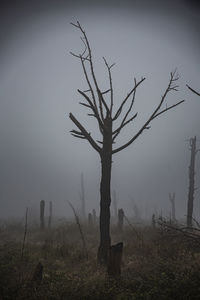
113 77 145 121
69 113 101 153
112 72 184 154
78 89 104 131
186 84 200 96
103 57 115 115
112 113 138 142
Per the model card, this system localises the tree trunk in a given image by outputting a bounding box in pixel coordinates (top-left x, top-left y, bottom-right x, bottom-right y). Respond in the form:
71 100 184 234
187 136 197 227
98 117 112 264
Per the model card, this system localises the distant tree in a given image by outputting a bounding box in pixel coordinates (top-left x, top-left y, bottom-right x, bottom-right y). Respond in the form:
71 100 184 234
80 173 86 220
69 21 184 264
187 136 198 227
40 200 45 230
169 192 176 222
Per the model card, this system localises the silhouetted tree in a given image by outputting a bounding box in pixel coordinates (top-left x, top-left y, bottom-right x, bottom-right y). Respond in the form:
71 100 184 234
69 21 184 264
187 136 198 227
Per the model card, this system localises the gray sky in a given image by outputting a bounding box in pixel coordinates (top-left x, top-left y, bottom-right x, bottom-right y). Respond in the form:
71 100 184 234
0 0 200 220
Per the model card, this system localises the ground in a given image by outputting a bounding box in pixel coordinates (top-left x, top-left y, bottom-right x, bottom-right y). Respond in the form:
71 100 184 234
1 218 200 299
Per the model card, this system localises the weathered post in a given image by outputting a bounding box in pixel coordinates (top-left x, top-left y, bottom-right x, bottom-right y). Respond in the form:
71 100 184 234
118 208 124 232
107 242 123 277
48 201 52 229
40 200 45 230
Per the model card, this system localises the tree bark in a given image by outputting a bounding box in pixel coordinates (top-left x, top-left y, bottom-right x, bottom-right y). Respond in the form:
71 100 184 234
98 117 112 264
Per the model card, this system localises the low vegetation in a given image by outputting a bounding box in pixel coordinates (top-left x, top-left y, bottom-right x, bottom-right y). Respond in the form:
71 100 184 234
1 218 200 299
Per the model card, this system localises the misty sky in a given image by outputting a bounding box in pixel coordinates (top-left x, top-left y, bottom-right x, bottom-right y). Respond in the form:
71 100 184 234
0 0 200 220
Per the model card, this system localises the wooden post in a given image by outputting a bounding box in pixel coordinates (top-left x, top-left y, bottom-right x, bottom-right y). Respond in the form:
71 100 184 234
48 201 52 229
118 208 124 232
107 242 123 277
40 200 45 230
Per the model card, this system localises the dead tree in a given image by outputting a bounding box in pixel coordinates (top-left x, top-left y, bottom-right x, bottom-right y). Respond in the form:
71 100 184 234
40 200 45 230
169 192 176 222
69 21 184 264
118 208 124 232
187 136 198 227
48 201 52 229
80 173 86 220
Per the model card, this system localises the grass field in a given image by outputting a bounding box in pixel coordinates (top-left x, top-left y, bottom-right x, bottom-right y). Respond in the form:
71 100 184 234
1 218 200 299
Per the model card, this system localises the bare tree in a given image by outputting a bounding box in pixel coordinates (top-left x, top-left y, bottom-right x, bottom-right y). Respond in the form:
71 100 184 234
69 21 184 264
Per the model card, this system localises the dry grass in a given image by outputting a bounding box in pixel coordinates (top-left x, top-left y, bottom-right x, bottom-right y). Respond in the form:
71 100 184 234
1 219 200 299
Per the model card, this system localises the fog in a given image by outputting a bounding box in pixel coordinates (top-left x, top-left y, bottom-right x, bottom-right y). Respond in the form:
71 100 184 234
0 0 200 220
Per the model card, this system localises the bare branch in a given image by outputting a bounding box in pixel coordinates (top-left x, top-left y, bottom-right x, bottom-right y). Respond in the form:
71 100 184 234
79 102 91 109
78 89 104 131
112 113 138 142
69 112 101 153
103 57 114 114
112 72 184 154
152 100 184 119
113 77 145 121
186 84 200 96
102 89 111 95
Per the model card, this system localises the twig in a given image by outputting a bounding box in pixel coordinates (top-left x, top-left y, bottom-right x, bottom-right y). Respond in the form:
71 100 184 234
67 201 88 258
124 214 142 241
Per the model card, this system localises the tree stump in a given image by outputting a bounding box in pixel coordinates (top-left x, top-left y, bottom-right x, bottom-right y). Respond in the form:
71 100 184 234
107 242 123 277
